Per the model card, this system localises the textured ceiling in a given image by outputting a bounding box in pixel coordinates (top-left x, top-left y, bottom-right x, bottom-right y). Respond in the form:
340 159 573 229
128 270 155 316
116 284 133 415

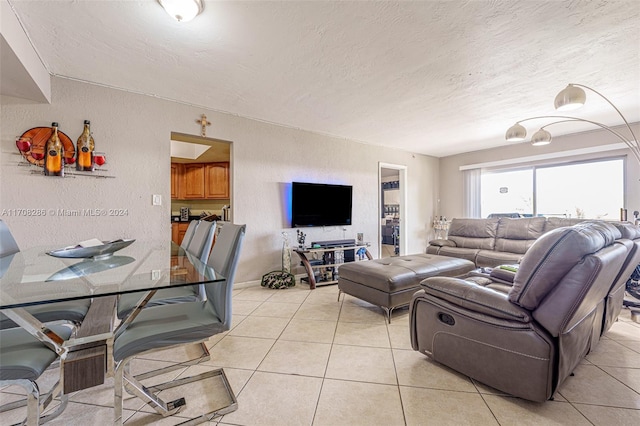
6 0 640 157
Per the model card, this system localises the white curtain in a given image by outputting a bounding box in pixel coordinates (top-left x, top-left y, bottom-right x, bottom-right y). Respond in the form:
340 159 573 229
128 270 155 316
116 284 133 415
463 168 481 218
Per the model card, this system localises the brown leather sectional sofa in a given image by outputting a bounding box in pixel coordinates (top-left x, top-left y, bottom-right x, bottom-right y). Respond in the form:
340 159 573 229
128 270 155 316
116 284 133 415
411 219 640 402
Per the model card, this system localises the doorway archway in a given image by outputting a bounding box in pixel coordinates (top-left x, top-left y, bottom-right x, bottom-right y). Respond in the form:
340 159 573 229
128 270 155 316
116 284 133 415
379 163 407 258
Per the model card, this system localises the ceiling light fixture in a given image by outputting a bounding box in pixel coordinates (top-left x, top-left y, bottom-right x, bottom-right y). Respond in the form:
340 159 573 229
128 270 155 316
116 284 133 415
157 0 203 22
554 84 587 111
530 129 552 146
505 84 640 164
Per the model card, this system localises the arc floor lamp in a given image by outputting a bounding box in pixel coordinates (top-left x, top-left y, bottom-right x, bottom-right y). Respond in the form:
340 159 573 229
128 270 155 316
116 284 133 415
505 84 640 165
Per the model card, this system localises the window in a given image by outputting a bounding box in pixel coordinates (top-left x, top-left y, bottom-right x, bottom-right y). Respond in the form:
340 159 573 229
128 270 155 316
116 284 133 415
481 168 533 218
480 158 624 219
536 160 624 219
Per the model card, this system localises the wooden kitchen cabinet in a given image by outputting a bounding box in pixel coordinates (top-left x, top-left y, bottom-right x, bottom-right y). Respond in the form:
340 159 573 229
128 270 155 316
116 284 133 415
170 163 184 199
171 162 229 200
183 164 206 199
205 162 230 199
171 222 190 245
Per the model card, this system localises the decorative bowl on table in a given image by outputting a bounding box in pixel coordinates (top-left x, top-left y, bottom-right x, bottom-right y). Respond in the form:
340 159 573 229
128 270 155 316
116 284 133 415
46 255 135 281
47 239 135 259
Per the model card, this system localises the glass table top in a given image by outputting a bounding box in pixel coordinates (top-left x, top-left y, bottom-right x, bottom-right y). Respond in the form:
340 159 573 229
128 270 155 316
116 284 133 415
0 240 224 309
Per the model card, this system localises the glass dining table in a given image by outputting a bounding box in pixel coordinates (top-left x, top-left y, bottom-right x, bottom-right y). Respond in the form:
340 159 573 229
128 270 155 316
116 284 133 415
0 239 224 395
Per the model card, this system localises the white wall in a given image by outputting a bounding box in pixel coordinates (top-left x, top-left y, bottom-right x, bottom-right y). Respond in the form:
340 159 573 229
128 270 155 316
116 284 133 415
1 77 439 283
438 124 640 220
0 0 50 103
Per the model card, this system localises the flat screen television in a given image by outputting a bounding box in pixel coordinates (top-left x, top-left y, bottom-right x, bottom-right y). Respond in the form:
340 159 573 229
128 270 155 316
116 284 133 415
291 182 353 227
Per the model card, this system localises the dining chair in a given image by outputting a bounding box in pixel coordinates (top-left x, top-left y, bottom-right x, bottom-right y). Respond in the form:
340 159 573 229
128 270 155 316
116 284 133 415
0 220 90 330
0 324 72 425
116 220 216 319
180 219 200 250
112 223 246 425
186 220 217 264
116 220 217 319
0 220 20 257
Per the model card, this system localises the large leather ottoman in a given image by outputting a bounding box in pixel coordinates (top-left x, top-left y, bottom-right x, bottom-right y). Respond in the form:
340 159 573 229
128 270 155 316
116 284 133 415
337 254 475 322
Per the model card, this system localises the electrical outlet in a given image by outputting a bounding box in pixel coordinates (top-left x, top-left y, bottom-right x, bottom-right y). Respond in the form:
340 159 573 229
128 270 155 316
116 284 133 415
151 270 161 280
152 194 162 206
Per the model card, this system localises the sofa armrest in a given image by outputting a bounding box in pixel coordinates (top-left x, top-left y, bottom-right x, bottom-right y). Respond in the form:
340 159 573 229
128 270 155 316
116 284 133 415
489 264 519 284
428 239 457 247
421 276 531 323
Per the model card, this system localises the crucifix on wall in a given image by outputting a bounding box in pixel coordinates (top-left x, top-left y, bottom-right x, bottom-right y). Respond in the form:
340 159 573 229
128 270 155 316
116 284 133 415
196 114 211 137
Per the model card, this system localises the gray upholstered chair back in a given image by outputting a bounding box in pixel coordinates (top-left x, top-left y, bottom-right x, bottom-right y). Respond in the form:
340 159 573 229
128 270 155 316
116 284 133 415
180 220 200 250
0 220 20 257
206 223 246 329
186 220 216 263
510 221 622 311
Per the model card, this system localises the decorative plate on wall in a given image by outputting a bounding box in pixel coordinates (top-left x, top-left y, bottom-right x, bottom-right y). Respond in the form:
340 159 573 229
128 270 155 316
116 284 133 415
18 127 75 166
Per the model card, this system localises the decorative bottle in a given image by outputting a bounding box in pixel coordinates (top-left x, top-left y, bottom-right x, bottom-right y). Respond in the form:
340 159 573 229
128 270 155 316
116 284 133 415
44 122 64 176
76 120 95 171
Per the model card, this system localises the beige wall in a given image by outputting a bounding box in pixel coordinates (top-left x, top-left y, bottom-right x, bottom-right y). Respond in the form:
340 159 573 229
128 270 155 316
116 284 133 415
438 124 640 220
0 77 439 283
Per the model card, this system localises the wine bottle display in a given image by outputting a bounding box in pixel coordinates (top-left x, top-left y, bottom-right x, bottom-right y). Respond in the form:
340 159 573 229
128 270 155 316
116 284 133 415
44 122 64 176
76 120 95 171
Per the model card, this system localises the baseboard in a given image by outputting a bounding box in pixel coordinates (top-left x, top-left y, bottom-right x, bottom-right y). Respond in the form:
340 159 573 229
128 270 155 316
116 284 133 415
234 280 260 289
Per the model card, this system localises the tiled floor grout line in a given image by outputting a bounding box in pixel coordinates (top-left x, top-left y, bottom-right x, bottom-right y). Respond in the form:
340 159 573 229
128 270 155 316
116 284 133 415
592 362 640 397
387 320 409 426
476 390 503 426
217 291 295 425
309 288 345 426
564 398 600 426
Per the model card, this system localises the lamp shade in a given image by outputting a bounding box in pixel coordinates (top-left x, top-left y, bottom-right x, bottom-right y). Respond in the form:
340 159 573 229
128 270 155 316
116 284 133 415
158 0 203 22
554 85 586 111
531 129 552 146
505 123 527 141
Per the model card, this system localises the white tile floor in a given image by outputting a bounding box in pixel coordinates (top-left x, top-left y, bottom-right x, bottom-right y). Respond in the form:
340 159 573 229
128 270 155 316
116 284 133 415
2 284 640 425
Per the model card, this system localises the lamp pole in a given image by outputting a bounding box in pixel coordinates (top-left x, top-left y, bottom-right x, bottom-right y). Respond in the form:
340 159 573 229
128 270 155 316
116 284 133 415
511 115 640 164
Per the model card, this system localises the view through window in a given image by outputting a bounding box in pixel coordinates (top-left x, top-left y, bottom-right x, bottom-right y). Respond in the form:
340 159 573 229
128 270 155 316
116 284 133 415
481 158 624 220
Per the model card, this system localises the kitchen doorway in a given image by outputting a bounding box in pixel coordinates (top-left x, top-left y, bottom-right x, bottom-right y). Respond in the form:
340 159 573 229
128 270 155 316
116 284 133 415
379 163 407 258
170 132 233 244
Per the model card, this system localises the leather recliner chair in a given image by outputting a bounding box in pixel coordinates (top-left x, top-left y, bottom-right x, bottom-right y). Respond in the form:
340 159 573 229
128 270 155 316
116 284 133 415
603 222 640 333
410 221 630 402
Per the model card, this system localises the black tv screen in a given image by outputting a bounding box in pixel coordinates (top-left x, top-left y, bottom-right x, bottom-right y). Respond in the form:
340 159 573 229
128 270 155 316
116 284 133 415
291 182 352 227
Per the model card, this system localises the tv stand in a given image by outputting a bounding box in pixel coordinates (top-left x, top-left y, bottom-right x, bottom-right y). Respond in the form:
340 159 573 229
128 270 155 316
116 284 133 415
294 243 372 289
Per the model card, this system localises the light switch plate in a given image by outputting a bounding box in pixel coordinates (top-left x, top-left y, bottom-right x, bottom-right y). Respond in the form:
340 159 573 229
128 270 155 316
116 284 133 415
152 194 162 206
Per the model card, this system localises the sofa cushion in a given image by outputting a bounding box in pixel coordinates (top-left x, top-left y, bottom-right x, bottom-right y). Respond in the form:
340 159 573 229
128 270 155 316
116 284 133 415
494 217 546 254
611 222 640 240
509 221 622 310
543 217 586 233
437 247 480 264
475 250 523 268
447 218 499 250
